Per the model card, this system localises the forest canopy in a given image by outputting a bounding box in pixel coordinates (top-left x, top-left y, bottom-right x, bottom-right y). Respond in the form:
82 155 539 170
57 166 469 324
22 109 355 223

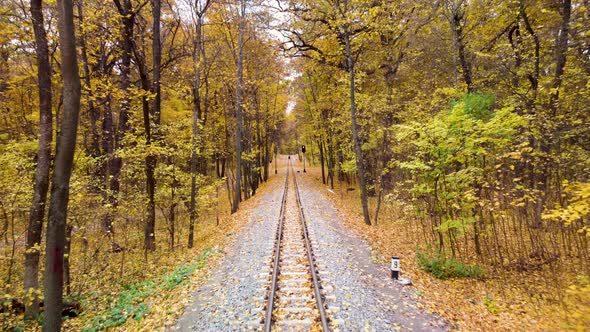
0 0 589 330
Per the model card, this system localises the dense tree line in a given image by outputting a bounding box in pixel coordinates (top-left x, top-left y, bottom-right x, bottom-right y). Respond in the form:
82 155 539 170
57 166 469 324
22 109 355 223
286 0 589 272
0 0 287 329
0 0 589 329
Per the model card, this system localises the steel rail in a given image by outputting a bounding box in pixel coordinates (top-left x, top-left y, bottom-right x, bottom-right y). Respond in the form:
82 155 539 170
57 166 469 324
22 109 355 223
264 159 329 331
291 162 330 332
264 159 290 332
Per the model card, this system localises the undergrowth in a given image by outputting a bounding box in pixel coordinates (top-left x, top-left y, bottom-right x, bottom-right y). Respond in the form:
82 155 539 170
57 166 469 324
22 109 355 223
82 248 213 332
417 251 485 280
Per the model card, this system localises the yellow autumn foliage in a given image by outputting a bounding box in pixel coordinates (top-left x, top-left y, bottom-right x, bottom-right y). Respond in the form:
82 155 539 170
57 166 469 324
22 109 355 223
544 182 590 236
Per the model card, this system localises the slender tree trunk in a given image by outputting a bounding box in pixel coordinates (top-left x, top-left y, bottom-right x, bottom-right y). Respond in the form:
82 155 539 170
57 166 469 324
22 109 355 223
43 0 81 329
144 127 157 252
534 0 572 230
550 0 571 118
7 212 16 284
344 32 371 225
25 0 52 319
63 224 73 296
189 14 204 248
374 129 389 225
255 93 262 192
232 0 245 213
519 0 540 99
77 0 99 159
518 0 544 230
375 80 395 224
170 177 177 249
107 0 133 236
1 209 8 245
264 121 270 181
200 13 212 178
101 103 114 197
144 0 161 252
449 3 474 92
318 139 325 184
327 130 334 189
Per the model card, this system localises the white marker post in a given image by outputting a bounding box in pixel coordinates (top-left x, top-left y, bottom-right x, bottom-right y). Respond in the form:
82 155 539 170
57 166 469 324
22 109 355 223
391 256 400 280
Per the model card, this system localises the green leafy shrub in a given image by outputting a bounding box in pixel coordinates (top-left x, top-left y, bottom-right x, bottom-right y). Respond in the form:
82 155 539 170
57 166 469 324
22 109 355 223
397 92 525 253
417 251 485 279
462 92 495 121
84 280 155 331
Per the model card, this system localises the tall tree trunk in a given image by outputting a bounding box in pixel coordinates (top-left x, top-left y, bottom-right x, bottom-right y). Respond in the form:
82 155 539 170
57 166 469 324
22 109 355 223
76 0 99 160
24 0 52 319
189 14 204 248
232 0 245 213
550 0 571 118
534 0 572 229
63 224 73 296
255 92 262 191
144 0 161 252
263 121 270 181
518 0 543 229
199 13 212 178
374 128 389 225
375 79 395 224
43 0 81 329
318 139 325 184
106 0 133 237
519 0 540 100
170 177 177 249
101 101 114 200
449 3 474 92
344 32 371 225
327 129 334 189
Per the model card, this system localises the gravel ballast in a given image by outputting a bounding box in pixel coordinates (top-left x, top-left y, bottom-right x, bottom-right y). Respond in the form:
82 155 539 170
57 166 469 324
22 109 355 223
172 172 285 331
172 162 446 331
296 172 447 331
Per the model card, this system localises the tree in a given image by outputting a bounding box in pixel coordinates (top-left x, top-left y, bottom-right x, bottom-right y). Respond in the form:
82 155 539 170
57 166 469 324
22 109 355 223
43 0 81 329
231 0 246 213
188 0 213 248
24 0 52 319
143 0 162 252
284 0 379 225
0 0 289 329
106 0 135 237
343 28 371 225
444 0 474 92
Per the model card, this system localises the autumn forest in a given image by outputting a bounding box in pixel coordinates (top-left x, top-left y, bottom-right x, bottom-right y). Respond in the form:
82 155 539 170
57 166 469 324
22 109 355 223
0 0 588 331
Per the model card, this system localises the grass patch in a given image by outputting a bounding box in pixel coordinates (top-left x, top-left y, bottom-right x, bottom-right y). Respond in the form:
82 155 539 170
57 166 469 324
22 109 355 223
82 248 213 332
83 281 155 331
417 251 485 279
162 248 212 290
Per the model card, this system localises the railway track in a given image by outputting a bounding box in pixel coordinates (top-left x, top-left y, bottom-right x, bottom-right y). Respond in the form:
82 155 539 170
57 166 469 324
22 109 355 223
264 159 330 331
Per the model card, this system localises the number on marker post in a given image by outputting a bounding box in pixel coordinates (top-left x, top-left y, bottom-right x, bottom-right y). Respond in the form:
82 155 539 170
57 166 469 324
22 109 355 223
391 258 400 271
391 256 400 280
